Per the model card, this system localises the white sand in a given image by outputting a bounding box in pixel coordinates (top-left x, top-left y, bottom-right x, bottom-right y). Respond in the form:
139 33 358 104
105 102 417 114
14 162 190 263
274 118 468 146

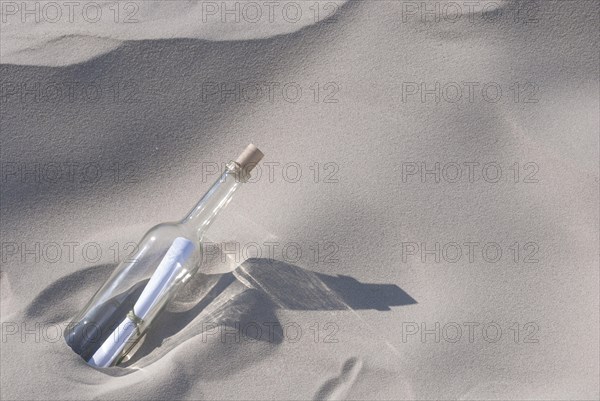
1 0 598 399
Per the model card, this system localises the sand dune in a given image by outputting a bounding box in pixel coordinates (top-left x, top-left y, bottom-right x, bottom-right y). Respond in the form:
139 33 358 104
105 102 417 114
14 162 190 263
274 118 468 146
1 0 347 65
1 0 598 399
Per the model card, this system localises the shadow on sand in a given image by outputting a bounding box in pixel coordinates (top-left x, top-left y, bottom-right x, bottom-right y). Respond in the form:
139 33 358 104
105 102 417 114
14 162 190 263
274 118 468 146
124 258 416 366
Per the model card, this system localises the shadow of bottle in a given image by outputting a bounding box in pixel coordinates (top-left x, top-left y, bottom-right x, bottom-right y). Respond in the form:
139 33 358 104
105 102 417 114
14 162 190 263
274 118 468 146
122 258 416 367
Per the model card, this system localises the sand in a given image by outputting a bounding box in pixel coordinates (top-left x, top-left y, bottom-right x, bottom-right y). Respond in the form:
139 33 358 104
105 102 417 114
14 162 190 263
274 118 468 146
1 0 598 399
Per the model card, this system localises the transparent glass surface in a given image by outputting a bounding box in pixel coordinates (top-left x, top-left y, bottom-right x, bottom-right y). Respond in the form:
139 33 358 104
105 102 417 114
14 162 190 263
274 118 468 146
64 162 244 367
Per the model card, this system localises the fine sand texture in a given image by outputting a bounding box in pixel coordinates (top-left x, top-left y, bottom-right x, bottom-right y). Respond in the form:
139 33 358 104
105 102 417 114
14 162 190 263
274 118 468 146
1 1 599 399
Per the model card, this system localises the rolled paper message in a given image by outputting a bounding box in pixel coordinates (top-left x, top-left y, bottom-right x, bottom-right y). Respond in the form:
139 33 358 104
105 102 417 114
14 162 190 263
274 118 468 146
89 237 195 368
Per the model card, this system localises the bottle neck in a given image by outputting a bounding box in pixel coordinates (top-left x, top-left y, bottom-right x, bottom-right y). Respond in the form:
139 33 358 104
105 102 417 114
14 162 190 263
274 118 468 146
181 161 245 239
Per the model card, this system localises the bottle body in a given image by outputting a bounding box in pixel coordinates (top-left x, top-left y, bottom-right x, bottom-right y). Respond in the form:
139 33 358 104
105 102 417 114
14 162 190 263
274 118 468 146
65 223 201 366
65 156 257 367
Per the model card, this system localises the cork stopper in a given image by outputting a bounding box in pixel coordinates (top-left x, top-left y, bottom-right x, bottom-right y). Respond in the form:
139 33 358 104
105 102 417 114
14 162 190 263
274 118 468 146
235 144 264 172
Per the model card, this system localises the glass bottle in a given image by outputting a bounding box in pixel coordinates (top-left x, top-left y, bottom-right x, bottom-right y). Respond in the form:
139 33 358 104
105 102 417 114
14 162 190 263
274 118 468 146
65 144 264 368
